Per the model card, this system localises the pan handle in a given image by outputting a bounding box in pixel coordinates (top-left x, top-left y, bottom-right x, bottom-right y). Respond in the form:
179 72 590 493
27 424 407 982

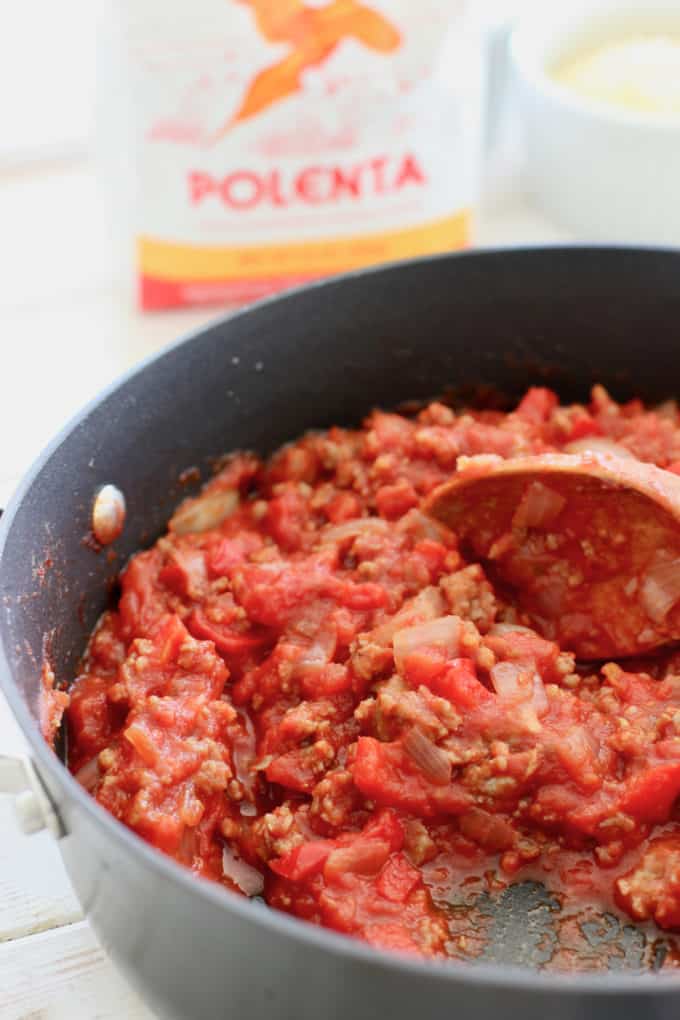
0 755 65 838
1 495 66 840
0 499 66 839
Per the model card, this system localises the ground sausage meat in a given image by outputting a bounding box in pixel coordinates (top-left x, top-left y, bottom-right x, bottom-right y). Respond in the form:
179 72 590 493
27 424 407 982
64 386 680 958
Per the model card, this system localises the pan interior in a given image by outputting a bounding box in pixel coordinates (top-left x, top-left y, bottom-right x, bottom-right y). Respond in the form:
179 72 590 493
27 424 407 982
439 880 675 973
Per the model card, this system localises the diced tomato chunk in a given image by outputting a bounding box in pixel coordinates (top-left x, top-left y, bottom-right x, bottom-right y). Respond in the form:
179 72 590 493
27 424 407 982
618 762 680 823
402 647 447 688
402 651 491 708
140 814 185 856
361 808 405 852
298 663 351 699
118 550 168 637
427 658 492 708
186 608 271 661
412 539 449 577
323 492 362 523
207 532 263 576
266 746 325 793
375 481 418 520
270 840 334 881
352 737 470 818
267 486 310 552
67 674 118 766
375 853 421 903
158 545 207 598
154 614 191 665
330 579 388 611
484 629 561 679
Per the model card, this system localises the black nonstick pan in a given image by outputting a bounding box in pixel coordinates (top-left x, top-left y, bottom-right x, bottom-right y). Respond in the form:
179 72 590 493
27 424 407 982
2 247 680 1020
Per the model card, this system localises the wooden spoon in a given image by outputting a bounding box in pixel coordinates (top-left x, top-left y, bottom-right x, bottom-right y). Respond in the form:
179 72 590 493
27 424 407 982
424 452 680 659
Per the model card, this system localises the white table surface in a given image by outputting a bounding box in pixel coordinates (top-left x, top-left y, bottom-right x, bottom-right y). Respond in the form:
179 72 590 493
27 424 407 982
0 155 568 1020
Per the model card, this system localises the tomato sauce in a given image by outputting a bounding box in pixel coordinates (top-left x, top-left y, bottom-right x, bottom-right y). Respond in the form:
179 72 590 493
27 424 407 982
62 386 680 961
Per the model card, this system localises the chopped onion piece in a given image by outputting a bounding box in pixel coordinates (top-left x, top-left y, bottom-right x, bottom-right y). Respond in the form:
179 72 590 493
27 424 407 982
558 725 598 773
564 437 634 459
515 705 542 736
297 625 337 666
325 839 391 879
170 489 239 535
530 674 549 717
396 509 453 542
490 661 549 724
323 518 388 544
490 660 531 699
393 615 462 674
641 558 680 623
512 482 566 529
222 846 265 897
75 757 101 791
403 728 452 786
372 586 445 646
489 623 535 636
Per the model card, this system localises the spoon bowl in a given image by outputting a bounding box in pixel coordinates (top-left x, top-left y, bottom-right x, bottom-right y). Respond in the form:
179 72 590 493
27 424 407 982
425 452 680 659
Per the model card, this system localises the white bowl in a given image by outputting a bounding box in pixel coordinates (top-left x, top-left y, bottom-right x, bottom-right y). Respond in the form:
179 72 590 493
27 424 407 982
510 1 680 243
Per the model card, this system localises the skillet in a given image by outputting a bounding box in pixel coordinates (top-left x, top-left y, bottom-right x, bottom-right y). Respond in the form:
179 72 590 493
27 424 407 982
2 247 680 1019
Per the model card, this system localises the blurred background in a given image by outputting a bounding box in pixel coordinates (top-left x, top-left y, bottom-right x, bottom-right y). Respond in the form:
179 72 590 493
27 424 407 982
0 0 555 506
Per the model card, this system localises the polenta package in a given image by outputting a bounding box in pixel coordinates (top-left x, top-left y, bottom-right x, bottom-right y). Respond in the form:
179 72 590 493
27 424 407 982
101 1 483 309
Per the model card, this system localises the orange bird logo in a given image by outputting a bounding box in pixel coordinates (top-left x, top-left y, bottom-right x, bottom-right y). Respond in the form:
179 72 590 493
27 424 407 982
219 0 402 136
